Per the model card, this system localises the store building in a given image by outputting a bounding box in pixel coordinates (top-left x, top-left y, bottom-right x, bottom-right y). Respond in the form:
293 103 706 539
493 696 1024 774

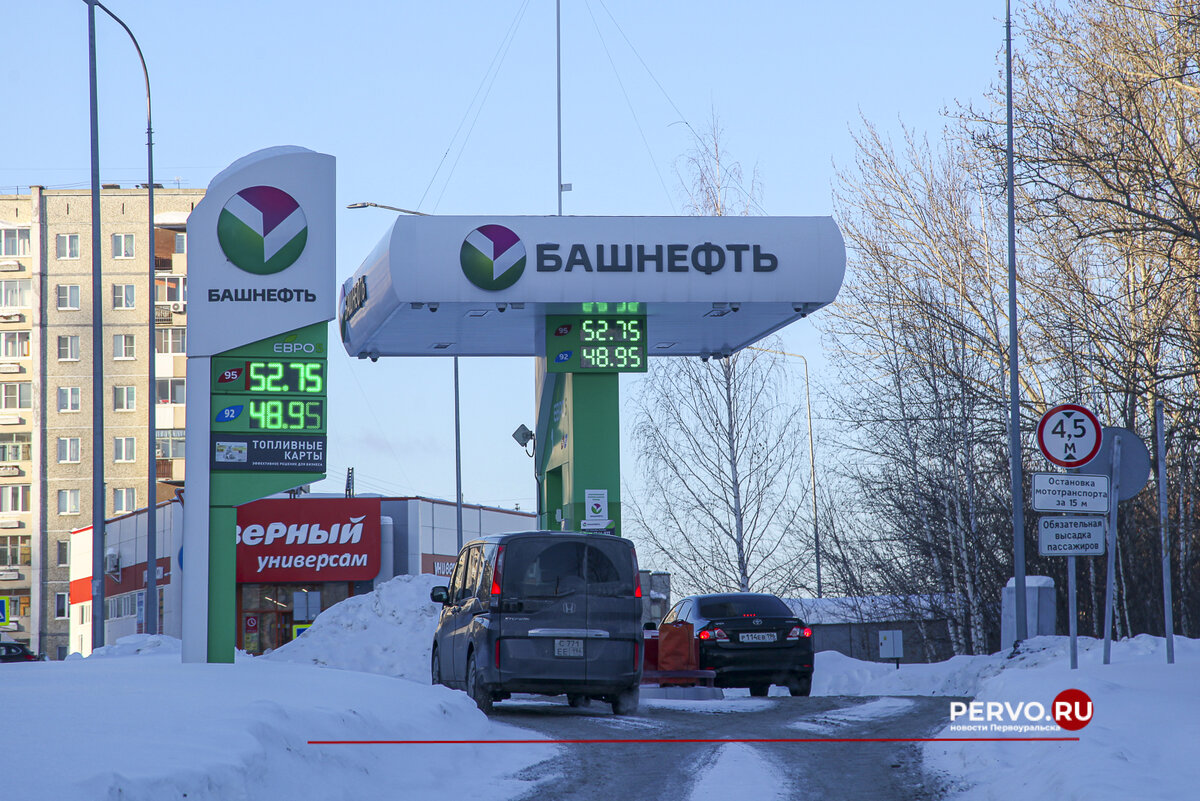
69 493 535 655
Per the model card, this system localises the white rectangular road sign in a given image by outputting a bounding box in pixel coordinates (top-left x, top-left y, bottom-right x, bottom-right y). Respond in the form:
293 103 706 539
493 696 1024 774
1039 516 1106 556
1031 473 1110 513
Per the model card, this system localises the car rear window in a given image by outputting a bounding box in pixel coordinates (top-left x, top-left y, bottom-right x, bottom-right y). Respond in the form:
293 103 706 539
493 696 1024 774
502 537 636 599
698 595 792 619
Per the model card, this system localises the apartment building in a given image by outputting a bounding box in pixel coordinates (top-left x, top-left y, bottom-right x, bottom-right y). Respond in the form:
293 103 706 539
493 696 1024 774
0 185 201 659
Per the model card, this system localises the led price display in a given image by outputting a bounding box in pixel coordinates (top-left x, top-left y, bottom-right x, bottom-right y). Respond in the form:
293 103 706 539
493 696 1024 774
212 399 326 433
546 314 648 373
213 360 325 394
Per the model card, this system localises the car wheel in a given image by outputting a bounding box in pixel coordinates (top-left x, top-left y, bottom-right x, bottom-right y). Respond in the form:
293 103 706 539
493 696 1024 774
749 684 770 697
431 647 442 686
466 654 494 715
610 686 639 716
568 694 591 708
788 678 812 697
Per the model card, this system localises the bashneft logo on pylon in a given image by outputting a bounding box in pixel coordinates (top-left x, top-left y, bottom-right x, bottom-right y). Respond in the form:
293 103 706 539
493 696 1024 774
460 224 526 290
218 185 308 275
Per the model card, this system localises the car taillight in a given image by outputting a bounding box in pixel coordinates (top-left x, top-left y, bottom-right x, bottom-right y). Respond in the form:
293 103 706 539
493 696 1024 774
803 627 812 638
495 639 501 668
634 571 642 598
24 654 36 661
787 626 801 641
491 545 505 597
699 626 728 642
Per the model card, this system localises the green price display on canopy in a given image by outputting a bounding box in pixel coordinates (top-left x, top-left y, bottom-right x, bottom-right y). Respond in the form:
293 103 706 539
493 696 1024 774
213 359 325 394
546 314 648 373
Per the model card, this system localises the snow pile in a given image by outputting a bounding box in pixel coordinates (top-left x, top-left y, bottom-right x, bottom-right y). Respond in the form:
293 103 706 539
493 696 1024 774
788 697 916 733
86 633 184 659
7 633 554 800
265 573 444 682
811 634 1200 801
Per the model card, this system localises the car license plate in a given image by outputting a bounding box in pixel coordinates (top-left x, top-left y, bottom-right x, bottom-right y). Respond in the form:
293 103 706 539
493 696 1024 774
740 632 776 643
554 638 584 657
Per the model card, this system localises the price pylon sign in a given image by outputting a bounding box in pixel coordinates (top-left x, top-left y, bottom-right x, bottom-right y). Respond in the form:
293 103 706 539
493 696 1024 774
1037 404 1103 468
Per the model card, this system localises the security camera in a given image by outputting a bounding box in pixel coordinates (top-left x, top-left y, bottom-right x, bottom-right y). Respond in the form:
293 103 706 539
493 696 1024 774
369 350 380 363
428 303 439 313
730 303 741 312
700 354 710 363
497 303 507 313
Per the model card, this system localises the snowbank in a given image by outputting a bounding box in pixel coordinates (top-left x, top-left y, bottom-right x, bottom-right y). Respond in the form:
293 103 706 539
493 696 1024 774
812 635 1200 801
7 632 554 800
265 573 444 682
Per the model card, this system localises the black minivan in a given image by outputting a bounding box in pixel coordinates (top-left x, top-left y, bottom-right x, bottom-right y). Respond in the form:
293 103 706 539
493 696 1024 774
430 531 643 715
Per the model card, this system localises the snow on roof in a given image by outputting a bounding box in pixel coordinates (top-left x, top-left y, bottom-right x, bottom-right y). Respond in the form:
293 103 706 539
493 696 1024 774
783 595 949 625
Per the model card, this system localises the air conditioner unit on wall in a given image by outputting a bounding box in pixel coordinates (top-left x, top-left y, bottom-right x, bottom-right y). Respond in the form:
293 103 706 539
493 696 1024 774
170 301 186 314
104 551 119 575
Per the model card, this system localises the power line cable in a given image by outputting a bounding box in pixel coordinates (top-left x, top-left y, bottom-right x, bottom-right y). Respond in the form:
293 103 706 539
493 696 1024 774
418 0 532 211
582 0 676 213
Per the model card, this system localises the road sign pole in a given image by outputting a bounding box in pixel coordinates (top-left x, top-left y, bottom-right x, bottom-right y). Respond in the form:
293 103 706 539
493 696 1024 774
1102 434 1122 665
1155 400 1175 665
1068 554 1078 669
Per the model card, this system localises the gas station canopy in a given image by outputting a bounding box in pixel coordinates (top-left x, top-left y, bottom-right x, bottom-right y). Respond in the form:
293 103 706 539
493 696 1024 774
340 215 845 359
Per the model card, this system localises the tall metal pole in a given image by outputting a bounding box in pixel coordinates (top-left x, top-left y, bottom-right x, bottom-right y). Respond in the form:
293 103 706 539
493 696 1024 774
94 0 158 636
86 0 106 650
1102 434 1122 665
454 356 463 551
1155 400 1175 664
556 0 563 216
800 354 820 597
1005 0 1029 644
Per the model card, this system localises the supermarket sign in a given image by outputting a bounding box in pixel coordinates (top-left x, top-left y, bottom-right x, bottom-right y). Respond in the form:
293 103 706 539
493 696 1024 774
235 497 381 582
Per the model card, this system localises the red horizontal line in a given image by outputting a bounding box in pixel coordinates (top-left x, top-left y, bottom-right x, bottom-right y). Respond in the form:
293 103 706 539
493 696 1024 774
308 737 1079 745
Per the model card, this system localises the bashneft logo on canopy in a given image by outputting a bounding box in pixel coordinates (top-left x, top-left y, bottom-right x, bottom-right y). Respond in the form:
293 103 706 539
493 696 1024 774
460 224 526 290
218 185 308 275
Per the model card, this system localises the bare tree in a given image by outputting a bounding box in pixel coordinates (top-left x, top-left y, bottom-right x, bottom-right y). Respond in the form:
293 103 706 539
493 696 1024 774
625 120 814 596
627 347 811 594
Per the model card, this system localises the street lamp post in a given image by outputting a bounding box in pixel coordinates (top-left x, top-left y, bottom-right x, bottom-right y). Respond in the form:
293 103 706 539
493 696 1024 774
748 346 821 597
345 201 460 550
87 0 160 637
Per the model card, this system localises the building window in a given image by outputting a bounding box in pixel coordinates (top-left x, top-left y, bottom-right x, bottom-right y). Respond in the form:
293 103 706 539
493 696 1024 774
157 428 185 458
0 484 30 513
156 377 185 404
56 234 80 260
113 437 135 462
55 593 69 619
58 489 80 515
0 535 31 566
113 487 135 514
106 593 137 619
112 284 136 309
155 275 186 303
57 335 81 361
113 334 135 360
114 386 136 411
57 386 81 413
56 284 81 310
57 437 81 464
57 540 69 566
1 228 30 257
111 233 135 259
0 331 29 359
0 433 30 461
174 233 186 254
0 279 31 309
155 327 186 354
0 382 31 410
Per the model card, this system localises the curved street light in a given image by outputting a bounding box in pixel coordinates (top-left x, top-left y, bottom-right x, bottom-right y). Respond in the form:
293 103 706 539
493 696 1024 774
748 346 821 598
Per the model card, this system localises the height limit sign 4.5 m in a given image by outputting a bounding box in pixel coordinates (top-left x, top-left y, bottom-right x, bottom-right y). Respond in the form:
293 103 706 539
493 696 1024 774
1037 404 1103 468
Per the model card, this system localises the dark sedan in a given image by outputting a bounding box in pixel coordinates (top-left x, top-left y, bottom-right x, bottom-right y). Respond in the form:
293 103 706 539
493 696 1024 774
0 642 42 663
660 592 813 696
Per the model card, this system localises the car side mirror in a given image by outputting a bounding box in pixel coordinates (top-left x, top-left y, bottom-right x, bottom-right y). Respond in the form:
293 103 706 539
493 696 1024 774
643 621 658 631
430 586 450 605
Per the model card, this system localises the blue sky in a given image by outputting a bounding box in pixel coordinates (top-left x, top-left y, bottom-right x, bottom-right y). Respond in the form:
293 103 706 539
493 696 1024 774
3 1 1005 511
